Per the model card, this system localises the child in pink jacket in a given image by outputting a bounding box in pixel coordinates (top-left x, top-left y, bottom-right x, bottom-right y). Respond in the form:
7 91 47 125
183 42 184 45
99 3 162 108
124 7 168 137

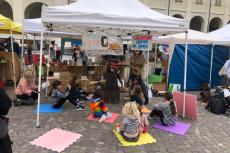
14 69 38 105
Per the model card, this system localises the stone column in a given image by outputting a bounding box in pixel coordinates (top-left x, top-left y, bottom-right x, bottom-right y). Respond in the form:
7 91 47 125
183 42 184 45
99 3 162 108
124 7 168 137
186 0 192 29
12 0 23 23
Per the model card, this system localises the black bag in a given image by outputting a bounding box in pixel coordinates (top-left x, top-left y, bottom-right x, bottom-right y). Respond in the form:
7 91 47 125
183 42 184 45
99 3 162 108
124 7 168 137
0 116 9 140
206 95 227 115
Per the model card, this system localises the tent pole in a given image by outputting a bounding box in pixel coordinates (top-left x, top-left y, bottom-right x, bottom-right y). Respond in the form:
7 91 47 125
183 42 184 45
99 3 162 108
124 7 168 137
36 32 44 128
33 34 36 50
154 38 158 75
147 49 150 83
45 33 51 97
21 32 24 77
183 31 188 118
209 42 214 87
228 48 230 86
10 30 16 90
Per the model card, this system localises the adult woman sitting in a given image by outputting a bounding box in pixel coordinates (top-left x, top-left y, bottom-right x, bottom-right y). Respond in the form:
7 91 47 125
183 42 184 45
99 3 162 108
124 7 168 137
14 69 38 105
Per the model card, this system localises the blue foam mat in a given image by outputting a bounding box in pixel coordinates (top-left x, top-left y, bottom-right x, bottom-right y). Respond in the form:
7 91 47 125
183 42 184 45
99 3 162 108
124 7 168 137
34 104 63 113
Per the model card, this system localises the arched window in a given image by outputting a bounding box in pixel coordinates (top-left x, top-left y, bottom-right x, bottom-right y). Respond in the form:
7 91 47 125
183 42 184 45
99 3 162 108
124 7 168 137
189 16 204 31
0 1 13 20
172 14 184 19
209 17 222 32
24 2 47 19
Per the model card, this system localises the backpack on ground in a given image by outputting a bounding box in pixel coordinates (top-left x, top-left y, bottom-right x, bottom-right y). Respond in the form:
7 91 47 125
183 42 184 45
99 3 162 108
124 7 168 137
206 95 227 115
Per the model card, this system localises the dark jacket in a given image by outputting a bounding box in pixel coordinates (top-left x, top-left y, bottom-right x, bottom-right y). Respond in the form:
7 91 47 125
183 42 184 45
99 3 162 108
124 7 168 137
104 68 120 90
0 89 12 116
7 42 21 57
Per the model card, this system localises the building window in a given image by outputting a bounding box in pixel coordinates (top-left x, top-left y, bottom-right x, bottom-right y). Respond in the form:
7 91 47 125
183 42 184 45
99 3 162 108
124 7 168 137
175 0 183 2
215 0 221 6
196 0 203 4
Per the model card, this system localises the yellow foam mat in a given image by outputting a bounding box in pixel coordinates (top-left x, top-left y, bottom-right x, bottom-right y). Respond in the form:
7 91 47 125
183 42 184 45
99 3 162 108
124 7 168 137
113 130 156 147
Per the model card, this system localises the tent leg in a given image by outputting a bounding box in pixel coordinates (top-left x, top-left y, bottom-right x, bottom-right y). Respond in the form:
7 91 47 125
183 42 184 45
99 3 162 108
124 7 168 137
21 32 24 77
209 43 214 87
154 40 158 75
228 48 230 86
45 34 51 97
183 31 188 118
10 30 16 90
36 32 44 128
33 34 36 50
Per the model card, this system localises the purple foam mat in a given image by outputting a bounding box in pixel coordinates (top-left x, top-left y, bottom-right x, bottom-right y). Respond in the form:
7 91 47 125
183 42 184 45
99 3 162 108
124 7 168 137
153 121 191 135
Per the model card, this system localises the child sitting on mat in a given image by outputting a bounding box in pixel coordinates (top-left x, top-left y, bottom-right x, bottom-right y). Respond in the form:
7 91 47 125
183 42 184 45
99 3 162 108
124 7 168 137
136 103 149 134
131 86 144 106
89 90 112 123
149 92 177 126
120 102 141 142
68 76 89 102
50 80 85 110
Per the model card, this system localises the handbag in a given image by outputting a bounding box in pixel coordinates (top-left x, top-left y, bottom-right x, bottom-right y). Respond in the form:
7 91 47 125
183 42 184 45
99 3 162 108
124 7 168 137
0 116 9 139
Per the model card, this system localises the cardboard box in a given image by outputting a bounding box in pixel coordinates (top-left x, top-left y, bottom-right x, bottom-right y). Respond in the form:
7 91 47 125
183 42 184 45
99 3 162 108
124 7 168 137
60 72 72 80
152 82 166 91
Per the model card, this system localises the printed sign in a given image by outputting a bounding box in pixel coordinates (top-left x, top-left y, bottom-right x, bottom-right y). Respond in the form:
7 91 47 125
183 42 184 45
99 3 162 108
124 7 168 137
131 35 152 51
83 34 108 50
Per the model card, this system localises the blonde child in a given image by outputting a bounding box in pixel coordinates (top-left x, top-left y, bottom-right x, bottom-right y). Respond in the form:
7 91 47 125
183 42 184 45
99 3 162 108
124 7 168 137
120 102 141 142
14 69 38 105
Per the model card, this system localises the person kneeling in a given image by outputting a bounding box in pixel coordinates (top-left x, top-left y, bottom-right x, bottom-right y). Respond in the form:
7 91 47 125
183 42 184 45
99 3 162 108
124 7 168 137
149 92 177 126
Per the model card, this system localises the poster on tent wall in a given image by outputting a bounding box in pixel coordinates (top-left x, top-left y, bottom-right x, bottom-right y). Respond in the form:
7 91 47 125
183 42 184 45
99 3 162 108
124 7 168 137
83 34 123 55
131 35 152 51
83 34 109 51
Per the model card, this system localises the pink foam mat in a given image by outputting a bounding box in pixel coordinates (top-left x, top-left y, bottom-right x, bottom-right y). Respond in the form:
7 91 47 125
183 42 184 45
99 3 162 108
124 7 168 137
86 112 119 123
30 128 82 152
173 92 198 120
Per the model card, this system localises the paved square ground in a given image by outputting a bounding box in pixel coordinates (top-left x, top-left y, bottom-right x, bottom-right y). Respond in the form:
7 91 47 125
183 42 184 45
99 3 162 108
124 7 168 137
4 87 230 153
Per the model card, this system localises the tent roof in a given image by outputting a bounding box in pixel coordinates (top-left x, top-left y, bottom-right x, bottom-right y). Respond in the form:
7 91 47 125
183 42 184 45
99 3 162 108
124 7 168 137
42 0 187 33
157 29 219 44
23 18 81 36
208 24 230 40
0 15 22 34
207 24 230 46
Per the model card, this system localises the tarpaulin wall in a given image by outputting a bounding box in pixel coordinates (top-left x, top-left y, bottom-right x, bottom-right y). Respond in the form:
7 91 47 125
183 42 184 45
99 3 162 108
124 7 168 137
168 44 229 90
211 45 229 86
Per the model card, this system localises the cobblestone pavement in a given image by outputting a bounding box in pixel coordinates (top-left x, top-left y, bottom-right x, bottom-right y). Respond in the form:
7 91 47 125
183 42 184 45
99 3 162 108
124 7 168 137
4 87 230 153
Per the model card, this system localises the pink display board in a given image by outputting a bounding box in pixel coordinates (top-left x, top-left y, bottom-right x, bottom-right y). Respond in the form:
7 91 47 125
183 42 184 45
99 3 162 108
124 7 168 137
173 92 198 120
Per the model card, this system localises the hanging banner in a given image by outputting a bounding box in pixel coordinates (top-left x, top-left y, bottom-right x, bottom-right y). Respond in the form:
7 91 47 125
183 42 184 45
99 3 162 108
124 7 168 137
131 35 152 51
83 34 109 50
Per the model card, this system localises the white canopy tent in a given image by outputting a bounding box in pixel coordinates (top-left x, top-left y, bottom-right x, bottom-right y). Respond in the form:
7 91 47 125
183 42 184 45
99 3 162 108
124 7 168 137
207 24 230 84
157 29 225 89
23 18 82 96
41 0 186 33
24 18 82 36
208 23 230 42
38 0 188 127
156 29 219 67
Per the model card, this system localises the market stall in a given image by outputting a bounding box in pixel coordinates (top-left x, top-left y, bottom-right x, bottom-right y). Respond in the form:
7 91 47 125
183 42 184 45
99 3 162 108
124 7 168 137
0 15 22 88
37 0 187 127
